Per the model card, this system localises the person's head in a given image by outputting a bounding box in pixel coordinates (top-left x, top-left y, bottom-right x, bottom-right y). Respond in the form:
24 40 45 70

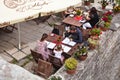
40 33 48 41
90 7 97 13
67 6 74 12
70 26 76 33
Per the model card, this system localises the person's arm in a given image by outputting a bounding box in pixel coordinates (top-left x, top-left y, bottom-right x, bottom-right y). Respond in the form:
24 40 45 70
44 42 48 51
73 28 83 43
64 31 71 37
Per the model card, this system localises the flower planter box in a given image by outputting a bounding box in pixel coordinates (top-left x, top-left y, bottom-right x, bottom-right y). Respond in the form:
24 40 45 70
100 27 109 31
79 55 87 61
102 6 106 9
66 69 76 74
89 43 96 50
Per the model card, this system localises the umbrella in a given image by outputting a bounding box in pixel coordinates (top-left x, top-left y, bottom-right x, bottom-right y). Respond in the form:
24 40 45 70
0 0 82 50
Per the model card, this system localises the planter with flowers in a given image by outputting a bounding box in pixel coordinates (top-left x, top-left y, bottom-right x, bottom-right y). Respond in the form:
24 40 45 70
74 9 83 21
102 22 110 31
65 57 78 74
74 46 88 61
90 28 102 40
100 11 113 31
54 36 62 45
49 74 64 80
98 0 108 9
88 36 99 50
113 5 120 14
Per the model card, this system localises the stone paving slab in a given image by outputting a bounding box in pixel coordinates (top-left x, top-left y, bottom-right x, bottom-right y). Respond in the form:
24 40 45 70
22 46 31 55
5 48 18 55
0 52 13 62
12 51 27 61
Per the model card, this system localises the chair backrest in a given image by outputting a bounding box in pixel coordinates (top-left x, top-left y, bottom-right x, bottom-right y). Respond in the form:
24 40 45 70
30 49 44 63
48 54 63 69
37 59 53 78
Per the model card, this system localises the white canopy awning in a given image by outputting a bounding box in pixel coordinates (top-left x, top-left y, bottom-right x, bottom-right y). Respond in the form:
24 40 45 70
0 0 82 50
0 0 82 28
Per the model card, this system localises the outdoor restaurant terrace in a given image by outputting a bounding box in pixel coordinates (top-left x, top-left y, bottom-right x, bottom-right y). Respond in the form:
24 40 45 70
0 0 120 80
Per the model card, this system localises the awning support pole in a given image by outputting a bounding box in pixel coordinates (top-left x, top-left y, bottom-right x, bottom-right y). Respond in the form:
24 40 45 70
18 23 21 50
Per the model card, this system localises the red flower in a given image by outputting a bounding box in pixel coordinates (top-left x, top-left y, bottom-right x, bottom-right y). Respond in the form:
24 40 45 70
104 11 112 16
74 16 83 21
53 36 62 45
102 16 108 22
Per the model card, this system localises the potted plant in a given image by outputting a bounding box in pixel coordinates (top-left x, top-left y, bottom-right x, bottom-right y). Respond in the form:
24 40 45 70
75 46 88 61
116 0 120 6
102 11 113 22
90 28 101 39
103 22 110 30
113 5 120 14
64 57 78 74
49 75 64 80
88 36 99 50
101 0 108 9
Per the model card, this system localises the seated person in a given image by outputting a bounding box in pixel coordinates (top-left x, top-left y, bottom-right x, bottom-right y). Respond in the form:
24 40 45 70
82 7 99 29
53 44 64 62
52 26 59 35
65 26 83 43
64 6 75 17
35 33 50 61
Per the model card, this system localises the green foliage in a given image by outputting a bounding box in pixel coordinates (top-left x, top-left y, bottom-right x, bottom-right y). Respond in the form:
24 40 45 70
90 28 101 36
116 0 120 6
75 46 87 57
49 76 62 80
108 15 112 21
113 5 120 13
101 0 108 7
76 10 81 15
104 22 110 28
65 58 78 70
88 38 98 45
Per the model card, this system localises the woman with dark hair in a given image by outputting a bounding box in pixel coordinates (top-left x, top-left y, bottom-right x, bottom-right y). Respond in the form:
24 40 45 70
82 7 99 29
35 33 50 60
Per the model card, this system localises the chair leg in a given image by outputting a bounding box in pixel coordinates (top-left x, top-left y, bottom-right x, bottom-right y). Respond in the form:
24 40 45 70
31 61 38 74
2 24 17 33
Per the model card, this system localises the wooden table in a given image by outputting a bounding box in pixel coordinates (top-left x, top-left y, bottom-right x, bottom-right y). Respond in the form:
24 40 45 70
46 33 79 57
62 16 82 27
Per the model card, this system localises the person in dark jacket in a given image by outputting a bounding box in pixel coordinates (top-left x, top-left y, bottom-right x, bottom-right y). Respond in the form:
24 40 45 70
65 26 83 43
82 7 99 29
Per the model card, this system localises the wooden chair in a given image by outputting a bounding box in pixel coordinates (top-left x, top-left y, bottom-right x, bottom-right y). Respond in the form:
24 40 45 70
2 24 17 33
48 54 63 69
36 59 53 78
30 49 44 63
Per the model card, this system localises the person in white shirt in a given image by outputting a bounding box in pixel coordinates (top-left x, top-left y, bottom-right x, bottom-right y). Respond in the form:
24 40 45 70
53 44 64 62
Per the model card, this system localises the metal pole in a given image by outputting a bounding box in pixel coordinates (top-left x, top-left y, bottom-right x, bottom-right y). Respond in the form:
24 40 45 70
18 23 21 50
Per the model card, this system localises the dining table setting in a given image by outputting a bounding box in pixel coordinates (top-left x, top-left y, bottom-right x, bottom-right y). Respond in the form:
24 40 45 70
45 33 79 56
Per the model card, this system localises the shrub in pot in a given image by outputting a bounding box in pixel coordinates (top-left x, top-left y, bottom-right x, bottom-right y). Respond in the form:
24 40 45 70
65 57 78 74
75 46 88 61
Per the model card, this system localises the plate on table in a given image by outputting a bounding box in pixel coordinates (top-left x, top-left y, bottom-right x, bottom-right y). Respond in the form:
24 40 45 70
69 14 74 17
50 33 55 37
79 20 86 23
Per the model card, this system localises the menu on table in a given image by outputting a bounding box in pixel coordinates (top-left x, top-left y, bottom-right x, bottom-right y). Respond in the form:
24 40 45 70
62 37 76 46
45 40 56 49
61 44 71 53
